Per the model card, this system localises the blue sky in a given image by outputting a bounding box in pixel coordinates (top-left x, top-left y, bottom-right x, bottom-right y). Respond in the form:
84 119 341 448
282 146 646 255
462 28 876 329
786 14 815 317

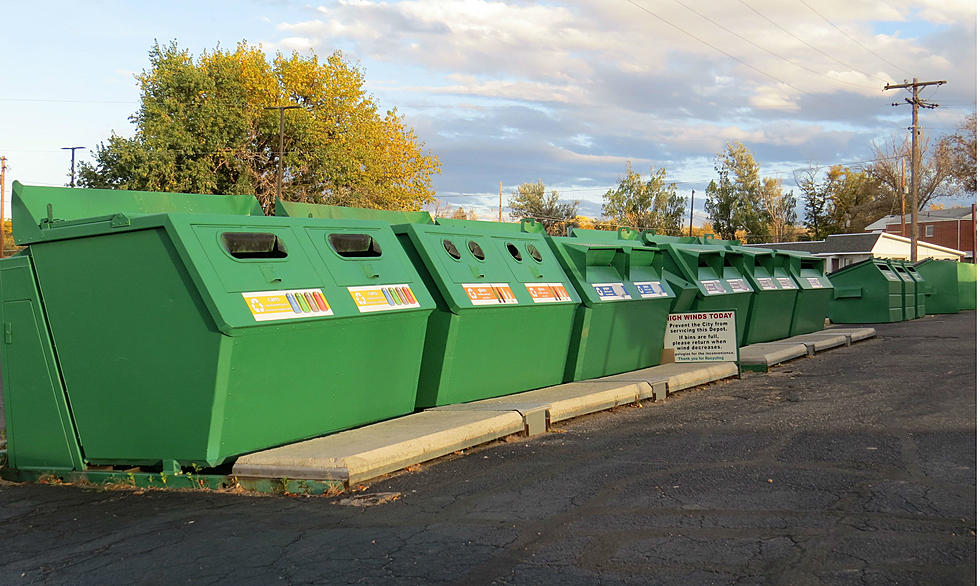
2 0 976 224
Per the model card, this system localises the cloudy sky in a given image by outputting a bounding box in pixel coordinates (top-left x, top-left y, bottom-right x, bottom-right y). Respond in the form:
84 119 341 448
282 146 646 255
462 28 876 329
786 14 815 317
2 0 976 222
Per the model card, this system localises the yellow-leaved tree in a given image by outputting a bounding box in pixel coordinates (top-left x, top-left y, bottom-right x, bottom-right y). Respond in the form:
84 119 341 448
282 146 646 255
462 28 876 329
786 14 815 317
79 41 440 213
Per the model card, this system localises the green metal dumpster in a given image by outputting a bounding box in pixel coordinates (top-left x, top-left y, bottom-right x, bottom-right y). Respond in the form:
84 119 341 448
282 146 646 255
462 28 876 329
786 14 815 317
914 259 961 314
900 261 927 318
1 183 434 475
525 222 676 381
777 250 833 336
276 201 580 407
827 258 904 323
698 240 798 345
644 234 754 343
886 260 918 320
564 227 698 313
957 262 977 310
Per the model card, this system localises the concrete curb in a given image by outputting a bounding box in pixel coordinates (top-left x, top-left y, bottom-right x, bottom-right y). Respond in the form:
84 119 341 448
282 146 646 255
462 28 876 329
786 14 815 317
826 327 877 343
739 343 809 372
592 362 739 393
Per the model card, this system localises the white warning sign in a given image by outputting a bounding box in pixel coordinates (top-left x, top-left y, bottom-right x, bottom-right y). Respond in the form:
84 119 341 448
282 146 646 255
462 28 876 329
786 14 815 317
664 311 738 362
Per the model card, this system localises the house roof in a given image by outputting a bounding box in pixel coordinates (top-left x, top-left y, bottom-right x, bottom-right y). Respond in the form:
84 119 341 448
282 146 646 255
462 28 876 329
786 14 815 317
865 207 974 230
749 231 966 258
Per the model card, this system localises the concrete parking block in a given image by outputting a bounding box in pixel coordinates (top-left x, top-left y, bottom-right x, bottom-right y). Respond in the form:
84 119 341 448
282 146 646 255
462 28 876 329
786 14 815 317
826 326 877 343
790 332 849 352
444 381 653 423
593 362 739 393
739 343 809 372
232 410 526 485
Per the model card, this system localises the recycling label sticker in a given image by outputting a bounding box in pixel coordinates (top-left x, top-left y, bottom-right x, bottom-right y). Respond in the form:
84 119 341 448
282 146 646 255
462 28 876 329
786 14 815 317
776 277 797 289
757 278 777 290
462 283 519 306
525 283 572 303
348 284 421 313
634 281 669 298
243 288 333 321
592 282 633 300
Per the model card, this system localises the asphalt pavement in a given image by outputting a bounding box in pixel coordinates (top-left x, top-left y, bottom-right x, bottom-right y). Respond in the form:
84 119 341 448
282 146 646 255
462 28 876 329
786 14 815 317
0 312 975 585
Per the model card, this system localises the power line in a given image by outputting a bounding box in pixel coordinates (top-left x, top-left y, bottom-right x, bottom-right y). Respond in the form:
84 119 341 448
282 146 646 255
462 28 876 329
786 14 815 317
672 0 879 91
798 0 907 76
624 0 810 95
736 0 890 85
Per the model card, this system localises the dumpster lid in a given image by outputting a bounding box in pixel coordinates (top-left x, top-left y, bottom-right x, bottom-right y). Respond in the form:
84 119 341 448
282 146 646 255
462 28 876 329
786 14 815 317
12 182 265 245
275 199 434 224
565 226 640 241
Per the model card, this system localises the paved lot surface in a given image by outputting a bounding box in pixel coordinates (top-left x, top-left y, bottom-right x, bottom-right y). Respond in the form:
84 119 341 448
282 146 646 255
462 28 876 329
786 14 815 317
0 312 975 584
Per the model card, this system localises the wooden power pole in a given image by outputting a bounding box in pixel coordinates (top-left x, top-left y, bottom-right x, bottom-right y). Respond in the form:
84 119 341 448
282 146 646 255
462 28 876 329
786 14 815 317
499 181 503 222
884 78 946 261
264 105 301 205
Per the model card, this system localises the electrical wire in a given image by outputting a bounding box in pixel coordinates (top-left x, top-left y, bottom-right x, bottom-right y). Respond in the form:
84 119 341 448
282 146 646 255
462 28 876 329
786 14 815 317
737 0 890 85
672 0 880 91
624 0 810 95
798 0 908 76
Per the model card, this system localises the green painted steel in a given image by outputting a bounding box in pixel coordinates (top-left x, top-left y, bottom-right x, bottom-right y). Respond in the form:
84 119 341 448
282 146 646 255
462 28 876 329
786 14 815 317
827 258 904 323
899 261 927 318
11 180 264 245
914 259 961 314
643 234 753 343
722 247 797 345
565 228 698 313
956 261 977 310
886 260 918 320
777 251 833 336
541 225 676 381
276 206 581 407
2 184 434 474
276 199 434 225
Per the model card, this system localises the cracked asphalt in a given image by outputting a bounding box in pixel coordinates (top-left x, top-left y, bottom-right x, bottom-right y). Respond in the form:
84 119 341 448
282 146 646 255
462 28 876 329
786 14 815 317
0 312 975 584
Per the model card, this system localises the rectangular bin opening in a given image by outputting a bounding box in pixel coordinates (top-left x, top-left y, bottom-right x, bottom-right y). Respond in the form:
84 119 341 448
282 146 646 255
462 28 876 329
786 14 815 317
328 233 383 258
220 232 288 259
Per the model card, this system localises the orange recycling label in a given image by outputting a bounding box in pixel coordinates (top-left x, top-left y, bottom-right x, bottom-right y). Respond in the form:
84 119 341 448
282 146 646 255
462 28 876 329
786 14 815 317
525 283 572 303
462 283 519 306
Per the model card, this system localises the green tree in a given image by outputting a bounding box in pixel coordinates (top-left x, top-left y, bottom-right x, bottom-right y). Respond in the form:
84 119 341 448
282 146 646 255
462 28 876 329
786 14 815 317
508 181 579 235
760 177 797 242
601 162 685 234
795 166 833 240
79 41 440 213
704 142 770 242
944 113 977 194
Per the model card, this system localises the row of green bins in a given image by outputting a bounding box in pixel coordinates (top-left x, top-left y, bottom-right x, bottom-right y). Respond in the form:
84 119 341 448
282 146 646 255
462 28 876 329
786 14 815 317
827 258 904 323
781 251 834 336
915 259 965 314
957 262 977 310
522 223 676 381
276 201 580 407
644 235 754 345
2 182 435 473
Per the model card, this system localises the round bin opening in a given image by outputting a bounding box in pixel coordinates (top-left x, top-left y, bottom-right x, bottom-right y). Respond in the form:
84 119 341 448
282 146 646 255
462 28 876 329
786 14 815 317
443 239 461 260
527 243 543 262
468 240 485 260
506 242 523 262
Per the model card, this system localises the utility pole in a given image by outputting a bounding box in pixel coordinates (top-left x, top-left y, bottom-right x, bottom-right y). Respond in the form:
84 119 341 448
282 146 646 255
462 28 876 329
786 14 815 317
264 105 301 204
900 157 906 237
61 146 85 188
0 156 6 258
499 181 503 222
884 78 945 261
688 189 695 237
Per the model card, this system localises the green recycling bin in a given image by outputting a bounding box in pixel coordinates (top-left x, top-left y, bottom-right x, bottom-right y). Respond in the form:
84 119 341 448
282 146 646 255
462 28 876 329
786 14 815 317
900 261 927 318
886 260 918 320
563 227 698 313
827 258 904 323
914 259 961 314
276 201 580 407
526 223 675 381
957 262 977 310
644 234 753 343
1 183 434 474
699 241 797 345
778 250 833 336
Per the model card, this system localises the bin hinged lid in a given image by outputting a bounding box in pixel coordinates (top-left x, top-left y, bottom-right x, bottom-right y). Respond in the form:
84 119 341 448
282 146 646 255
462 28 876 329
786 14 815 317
12 182 265 245
275 199 434 225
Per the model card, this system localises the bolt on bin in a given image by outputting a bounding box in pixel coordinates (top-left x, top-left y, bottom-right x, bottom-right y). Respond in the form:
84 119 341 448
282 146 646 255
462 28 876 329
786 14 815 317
564 227 698 313
899 261 926 318
777 250 833 336
643 234 754 344
697 240 798 345
827 258 904 323
956 261 977 310
276 201 581 408
913 259 961 314
521 221 676 381
1 182 434 476
886 260 918 320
